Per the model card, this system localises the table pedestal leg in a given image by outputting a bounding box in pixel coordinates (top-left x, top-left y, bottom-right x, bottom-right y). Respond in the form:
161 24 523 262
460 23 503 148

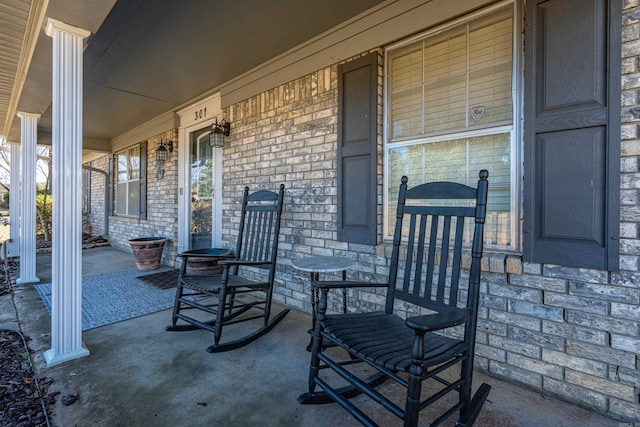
307 270 349 351
342 270 347 314
307 272 319 351
311 272 320 323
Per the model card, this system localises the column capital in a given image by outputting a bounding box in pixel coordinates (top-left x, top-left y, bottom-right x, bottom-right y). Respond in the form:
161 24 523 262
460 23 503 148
45 18 91 39
16 112 41 120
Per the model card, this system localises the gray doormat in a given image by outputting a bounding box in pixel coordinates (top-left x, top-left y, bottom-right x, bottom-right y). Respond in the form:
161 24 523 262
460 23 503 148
136 269 180 290
34 269 182 331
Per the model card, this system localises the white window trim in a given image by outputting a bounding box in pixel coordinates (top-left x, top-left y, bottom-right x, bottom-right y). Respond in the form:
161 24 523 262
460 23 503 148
383 0 522 252
115 145 141 218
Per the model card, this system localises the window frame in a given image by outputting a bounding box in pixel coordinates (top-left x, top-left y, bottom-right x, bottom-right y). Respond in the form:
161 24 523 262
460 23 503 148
115 144 142 218
383 0 522 252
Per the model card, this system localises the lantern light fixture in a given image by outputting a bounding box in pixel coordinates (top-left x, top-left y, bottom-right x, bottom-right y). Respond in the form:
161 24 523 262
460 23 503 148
155 137 173 180
209 118 230 148
155 137 173 163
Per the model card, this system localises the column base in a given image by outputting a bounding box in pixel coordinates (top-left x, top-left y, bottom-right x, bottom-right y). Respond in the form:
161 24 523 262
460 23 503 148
44 345 90 367
16 276 40 285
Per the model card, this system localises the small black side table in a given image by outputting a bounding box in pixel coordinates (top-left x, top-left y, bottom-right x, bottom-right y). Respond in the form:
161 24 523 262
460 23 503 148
292 255 355 350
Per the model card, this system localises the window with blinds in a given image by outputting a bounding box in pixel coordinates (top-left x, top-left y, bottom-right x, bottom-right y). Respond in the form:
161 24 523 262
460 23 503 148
385 2 518 250
115 145 141 217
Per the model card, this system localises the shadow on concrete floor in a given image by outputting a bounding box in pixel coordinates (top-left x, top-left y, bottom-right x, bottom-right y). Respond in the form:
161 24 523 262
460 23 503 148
1 246 628 427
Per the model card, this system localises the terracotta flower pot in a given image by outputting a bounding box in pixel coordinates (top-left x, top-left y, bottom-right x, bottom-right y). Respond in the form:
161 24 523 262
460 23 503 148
128 237 167 271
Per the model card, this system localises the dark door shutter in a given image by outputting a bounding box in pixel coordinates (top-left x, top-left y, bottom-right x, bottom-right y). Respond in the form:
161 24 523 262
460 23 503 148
139 139 148 220
337 52 378 245
523 0 620 270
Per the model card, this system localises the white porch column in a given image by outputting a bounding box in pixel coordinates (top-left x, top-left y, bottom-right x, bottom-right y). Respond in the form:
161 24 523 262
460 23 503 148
43 18 91 366
15 113 40 284
8 142 21 257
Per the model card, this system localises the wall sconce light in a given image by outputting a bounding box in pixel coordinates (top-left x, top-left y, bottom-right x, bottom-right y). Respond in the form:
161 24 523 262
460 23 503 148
155 137 173 180
156 137 173 162
209 118 230 148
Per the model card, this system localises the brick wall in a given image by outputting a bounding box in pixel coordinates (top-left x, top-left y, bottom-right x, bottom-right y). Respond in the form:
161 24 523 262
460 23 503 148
84 5 640 420
84 156 108 236
85 129 179 266
220 38 640 421
220 51 385 317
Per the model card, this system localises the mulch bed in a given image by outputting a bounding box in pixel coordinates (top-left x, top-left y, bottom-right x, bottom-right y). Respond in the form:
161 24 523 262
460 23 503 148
36 234 110 252
0 259 16 297
0 234 109 426
0 330 51 427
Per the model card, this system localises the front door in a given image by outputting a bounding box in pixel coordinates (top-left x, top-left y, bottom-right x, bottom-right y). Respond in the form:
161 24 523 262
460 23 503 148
188 127 222 249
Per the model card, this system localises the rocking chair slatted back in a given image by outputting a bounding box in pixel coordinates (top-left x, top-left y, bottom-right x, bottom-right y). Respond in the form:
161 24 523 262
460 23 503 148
386 175 487 315
234 187 284 277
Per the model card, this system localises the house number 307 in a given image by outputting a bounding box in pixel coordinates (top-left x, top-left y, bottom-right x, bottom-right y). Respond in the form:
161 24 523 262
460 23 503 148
194 108 207 121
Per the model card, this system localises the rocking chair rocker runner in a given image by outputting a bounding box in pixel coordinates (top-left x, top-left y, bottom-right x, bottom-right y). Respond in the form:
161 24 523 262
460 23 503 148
166 184 289 353
298 171 491 426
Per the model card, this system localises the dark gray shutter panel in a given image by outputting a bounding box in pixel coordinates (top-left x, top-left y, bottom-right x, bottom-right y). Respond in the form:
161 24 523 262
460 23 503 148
107 155 114 218
523 0 620 270
337 52 378 245
139 140 148 220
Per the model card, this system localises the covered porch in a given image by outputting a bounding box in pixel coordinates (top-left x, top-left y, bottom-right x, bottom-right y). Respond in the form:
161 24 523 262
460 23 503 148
0 246 623 426
0 0 638 423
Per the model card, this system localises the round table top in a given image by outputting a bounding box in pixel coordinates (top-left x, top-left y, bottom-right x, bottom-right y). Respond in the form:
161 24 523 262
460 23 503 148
292 255 355 273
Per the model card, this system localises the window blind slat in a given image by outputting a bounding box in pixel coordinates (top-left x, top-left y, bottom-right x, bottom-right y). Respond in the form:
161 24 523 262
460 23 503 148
388 6 513 140
386 5 515 248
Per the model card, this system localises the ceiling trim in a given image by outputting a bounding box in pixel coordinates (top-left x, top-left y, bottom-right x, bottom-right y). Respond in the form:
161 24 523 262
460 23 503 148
217 0 495 107
176 92 222 130
82 150 110 164
3 0 49 137
111 111 179 152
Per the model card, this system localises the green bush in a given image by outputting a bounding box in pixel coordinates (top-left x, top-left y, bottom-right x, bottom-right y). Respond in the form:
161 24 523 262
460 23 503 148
36 194 52 239
0 193 8 209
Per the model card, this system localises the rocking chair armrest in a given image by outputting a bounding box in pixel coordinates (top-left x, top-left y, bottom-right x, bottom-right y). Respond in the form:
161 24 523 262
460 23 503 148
405 307 470 332
312 280 387 289
217 260 271 267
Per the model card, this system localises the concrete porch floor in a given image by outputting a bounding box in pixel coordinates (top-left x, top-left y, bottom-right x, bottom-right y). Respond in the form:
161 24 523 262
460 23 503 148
0 246 630 426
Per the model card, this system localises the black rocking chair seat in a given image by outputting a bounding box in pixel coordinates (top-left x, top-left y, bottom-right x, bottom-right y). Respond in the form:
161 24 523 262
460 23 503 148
321 309 469 372
179 274 268 293
179 272 268 293
299 171 491 427
167 184 289 353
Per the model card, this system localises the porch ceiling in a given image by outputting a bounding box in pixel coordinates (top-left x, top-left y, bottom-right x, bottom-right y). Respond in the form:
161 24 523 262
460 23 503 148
0 0 43 142
0 0 386 146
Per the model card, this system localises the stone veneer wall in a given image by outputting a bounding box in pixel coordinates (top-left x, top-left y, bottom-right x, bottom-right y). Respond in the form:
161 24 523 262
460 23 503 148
85 129 179 266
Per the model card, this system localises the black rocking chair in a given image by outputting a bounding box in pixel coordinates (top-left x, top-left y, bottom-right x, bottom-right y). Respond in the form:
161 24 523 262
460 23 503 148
298 171 491 426
166 184 289 353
